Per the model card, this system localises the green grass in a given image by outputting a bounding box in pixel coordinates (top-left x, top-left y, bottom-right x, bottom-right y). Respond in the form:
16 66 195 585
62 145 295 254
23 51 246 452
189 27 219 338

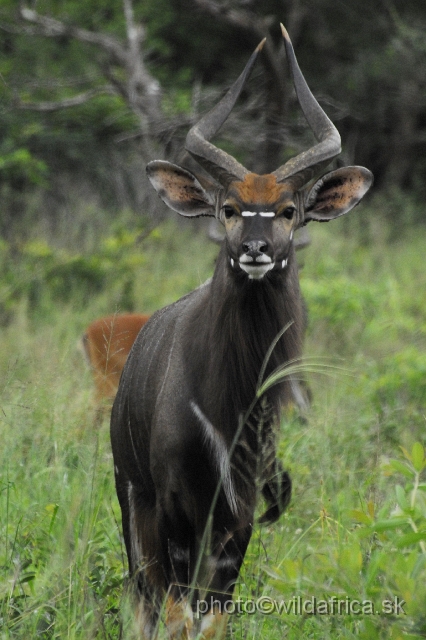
1 207 426 638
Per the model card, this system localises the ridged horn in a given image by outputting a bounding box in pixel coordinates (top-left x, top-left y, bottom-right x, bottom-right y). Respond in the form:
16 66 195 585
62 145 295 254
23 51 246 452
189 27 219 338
185 39 266 187
273 24 341 186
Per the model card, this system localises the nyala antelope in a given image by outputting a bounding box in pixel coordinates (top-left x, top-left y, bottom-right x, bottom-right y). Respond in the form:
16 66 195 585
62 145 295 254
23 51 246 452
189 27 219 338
110 25 373 639
82 313 150 406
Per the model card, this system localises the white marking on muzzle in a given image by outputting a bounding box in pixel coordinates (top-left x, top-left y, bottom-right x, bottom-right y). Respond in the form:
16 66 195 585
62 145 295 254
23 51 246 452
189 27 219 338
240 263 275 279
281 258 287 269
190 401 238 517
239 253 274 279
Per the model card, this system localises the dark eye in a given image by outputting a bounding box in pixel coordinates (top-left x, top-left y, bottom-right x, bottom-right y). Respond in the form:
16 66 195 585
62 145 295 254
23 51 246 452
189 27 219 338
223 205 236 219
282 206 296 220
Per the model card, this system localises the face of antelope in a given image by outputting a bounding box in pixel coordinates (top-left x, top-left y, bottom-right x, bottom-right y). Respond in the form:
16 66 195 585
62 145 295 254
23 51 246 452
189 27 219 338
146 165 298 280
220 173 298 279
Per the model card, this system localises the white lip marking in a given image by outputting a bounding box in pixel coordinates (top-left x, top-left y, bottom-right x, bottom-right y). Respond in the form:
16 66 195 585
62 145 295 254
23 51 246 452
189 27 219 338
240 252 273 278
240 263 275 279
282 259 287 268
230 258 234 267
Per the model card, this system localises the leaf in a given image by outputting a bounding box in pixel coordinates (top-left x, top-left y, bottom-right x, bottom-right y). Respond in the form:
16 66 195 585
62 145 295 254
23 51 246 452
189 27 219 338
261 565 285 581
385 459 413 479
411 442 425 473
395 484 410 511
360 618 380 639
46 503 59 535
19 572 36 584
339 543 363 573
371 517 408 532
280 559 301 582
349 509 372 525
395 531 426 548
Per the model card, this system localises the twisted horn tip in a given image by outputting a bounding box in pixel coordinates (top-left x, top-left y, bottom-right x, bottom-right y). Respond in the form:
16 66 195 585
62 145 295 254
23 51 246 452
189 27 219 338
280 23 290 42
256 37 267 53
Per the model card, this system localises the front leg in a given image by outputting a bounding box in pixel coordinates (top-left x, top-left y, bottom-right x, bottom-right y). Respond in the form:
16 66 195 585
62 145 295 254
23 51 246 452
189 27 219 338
157 503 197 639
197 524 253 639
259 461 292 524
165 540 196 640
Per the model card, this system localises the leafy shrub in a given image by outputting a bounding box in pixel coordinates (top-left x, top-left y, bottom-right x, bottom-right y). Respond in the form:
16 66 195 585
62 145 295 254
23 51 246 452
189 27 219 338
0 228 146 322
365 348 426 415
0 148 47 189
302 275 378 349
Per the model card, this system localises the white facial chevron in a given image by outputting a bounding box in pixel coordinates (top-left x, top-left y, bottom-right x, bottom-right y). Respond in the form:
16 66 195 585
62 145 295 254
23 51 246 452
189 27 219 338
241 211 275 218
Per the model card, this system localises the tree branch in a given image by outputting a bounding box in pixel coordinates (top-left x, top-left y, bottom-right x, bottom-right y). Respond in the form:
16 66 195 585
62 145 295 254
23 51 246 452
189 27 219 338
121 0 161 111
15 87 116 111
20 7 127 65
191 0 270 36
19 3 162 127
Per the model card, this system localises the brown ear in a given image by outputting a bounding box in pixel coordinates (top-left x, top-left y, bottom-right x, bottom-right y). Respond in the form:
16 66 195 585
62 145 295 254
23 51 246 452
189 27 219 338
146 160 215 217
304 166 373 222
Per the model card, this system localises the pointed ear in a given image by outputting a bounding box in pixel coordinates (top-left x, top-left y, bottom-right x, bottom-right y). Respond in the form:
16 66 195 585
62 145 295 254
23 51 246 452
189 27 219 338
146 160 215 217
304 166 373 222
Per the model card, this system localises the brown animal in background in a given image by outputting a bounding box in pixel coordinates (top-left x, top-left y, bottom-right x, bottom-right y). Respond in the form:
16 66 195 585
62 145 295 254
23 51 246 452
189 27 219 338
82 313 150 405
110 26 373 640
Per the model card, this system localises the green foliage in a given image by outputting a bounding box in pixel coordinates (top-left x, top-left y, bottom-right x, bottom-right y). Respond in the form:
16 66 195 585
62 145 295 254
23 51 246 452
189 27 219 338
302 274 377 350
365 348 426 418
1 0 426 228
0 216 218 638
235 439 426 638
0 149 47 188
1 210 426 638
0 229 143 323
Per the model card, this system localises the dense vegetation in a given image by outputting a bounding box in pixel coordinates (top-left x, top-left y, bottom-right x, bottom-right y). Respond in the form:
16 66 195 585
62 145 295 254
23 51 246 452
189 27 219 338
1 1 426 638
1 205 426 639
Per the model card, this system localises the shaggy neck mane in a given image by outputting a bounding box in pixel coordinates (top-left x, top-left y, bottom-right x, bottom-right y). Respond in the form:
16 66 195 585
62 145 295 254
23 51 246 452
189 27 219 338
186 243 304 443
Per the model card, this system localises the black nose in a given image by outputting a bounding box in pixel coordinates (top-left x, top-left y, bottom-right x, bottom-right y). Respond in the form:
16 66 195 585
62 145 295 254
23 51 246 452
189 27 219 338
242 240 269 258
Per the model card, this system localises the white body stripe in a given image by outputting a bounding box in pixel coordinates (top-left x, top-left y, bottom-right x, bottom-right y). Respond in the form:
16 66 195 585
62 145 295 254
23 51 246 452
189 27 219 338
128 482 142 568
